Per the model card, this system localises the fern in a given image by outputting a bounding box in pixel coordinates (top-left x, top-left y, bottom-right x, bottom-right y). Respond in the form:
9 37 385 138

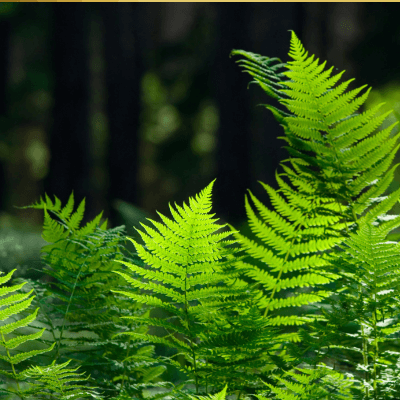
106 179 360 400
1 29 400 400
314 221 400 399
0 268 103 400
16 358 103 400
227 30 400 397
108 179 290 399
230 31 400 238
5 192 171 399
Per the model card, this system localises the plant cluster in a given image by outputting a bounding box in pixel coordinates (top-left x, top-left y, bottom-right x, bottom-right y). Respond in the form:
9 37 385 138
1 30 400 400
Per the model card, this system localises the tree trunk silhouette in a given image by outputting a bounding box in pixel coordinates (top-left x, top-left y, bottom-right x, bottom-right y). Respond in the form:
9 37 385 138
211 3 253 229
43 3 92 222
0 17 10 212
101 3 143 229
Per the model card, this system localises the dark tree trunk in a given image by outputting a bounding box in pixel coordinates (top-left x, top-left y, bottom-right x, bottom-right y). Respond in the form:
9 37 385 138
0 19 10 116
101 3 143 229
43 4 92 223
211 3 253 228
0 19 10 212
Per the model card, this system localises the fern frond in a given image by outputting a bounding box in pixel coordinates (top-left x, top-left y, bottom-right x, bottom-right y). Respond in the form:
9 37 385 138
231 31 400 234
258 363 355 400
11 192 170 399
19 358 104 400
0 268 101 400
311 221 400 399
110 180 288 399
230 30 400 398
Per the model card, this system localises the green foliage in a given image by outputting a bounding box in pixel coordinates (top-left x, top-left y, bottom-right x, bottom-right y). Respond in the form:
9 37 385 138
1 29 400 400
109 179 287 398
0 269 102 399
2 192 171 399
311 222 400 399
227 29 400 398
15 358 102 400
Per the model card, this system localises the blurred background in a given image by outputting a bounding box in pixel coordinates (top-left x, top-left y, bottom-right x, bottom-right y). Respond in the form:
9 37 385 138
0 1 400 292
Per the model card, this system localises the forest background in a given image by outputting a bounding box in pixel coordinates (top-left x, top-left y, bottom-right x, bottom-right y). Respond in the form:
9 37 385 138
1 2 400 395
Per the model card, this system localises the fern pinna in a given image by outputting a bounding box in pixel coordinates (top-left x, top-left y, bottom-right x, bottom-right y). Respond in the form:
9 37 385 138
228 30 400 397
2 192 172 400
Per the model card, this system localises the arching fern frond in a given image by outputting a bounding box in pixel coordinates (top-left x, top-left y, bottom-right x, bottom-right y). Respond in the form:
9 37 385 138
14 190 105 239
231 30 400 236
228 30 400 398
110 180 288 399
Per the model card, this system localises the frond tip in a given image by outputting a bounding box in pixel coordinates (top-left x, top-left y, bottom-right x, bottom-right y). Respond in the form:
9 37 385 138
111 178 247 303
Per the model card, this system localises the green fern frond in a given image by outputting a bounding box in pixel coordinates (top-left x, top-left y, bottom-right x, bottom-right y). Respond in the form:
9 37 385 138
310 221 400 399
11 192 170 399
110 180 287 399
258 363 355 400
14 191 106 239
19 358 104 400
229 30 400 398
231 31 400 234
0 268 102 400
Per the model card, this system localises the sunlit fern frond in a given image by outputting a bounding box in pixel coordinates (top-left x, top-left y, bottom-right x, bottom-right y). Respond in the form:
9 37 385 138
109 180 288 399
228 29 400 398
231 30 400 236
